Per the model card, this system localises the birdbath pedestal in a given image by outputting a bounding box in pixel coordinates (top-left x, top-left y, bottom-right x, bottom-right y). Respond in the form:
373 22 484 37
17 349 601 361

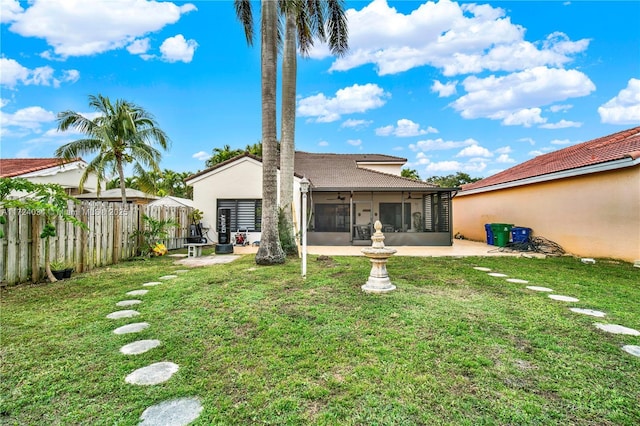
361 220 397 293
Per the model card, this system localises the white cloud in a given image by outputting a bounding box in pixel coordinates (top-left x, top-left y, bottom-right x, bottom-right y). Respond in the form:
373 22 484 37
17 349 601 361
341 118 372 129
456 144 492 157
6 0 196 58
376 119 437 137
0 0 23 23
451 67 595 126
598 78 640 125
318 140 329 147
310 0 589 77
160 34 198 63
518 137 536 145
0 105 56 132
347 139 362 147
127 38 151 55
409 137 477 152
0 57 79 88
297 83 389 123
192 151 210 161
549 104 573 112
528 147 554 156
495 154 515 163
431 80 457 97
495 146 512 154
426 161 462 172
539 119 582 129
550 139 573 145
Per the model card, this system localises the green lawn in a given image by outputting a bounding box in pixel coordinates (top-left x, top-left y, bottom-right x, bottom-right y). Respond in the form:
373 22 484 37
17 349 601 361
1 252 639 425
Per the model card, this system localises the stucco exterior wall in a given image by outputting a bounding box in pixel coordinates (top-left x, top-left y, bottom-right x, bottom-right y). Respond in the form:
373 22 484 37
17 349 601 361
22 166 100 194
453 166 640 263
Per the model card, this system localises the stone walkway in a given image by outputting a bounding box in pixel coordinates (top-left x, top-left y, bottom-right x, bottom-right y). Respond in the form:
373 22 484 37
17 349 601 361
106 262 233 425
473 264 640 358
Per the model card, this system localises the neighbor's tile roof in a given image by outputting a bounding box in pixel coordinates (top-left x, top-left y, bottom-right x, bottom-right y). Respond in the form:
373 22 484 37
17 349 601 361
294 152 440 191
463 126 640 192
0 158 81 178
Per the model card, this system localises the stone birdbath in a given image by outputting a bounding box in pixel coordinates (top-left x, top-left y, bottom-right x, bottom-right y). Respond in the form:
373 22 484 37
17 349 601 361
361 220 397 293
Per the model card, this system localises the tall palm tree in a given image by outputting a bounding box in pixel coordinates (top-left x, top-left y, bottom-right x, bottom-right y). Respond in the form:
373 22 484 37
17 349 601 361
205 144 243 167
279 0 348 249
55 94 169 204
235 0 285 264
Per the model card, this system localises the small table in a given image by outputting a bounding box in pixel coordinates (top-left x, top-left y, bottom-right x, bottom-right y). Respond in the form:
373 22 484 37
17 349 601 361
185 243 207 258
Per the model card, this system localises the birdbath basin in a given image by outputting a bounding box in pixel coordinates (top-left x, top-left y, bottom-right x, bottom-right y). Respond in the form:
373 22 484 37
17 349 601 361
361 220 397 293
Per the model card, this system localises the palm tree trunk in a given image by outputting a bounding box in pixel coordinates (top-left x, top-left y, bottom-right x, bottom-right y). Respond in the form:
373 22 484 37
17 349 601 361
256 0 285 265
279 8 297 253
116 157 128 204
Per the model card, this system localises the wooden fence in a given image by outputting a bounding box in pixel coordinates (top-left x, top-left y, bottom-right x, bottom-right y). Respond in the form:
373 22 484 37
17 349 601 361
0 201 193 285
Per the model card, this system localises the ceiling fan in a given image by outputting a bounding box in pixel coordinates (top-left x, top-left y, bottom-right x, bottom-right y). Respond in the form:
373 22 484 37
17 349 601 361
331 192 346 201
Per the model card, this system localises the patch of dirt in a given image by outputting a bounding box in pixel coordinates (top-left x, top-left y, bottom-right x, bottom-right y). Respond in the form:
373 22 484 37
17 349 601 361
316 255 337 267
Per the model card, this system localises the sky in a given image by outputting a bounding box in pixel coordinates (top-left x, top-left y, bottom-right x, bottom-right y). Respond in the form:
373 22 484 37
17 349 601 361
1 0 639 179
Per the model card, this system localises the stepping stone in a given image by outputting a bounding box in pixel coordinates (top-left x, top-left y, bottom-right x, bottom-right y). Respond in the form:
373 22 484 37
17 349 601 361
247 267 257 271
125 362 179 385
488 272 508 277
622 345 640 357
113 322 149 335
569 308 606 317
139 397 203 426
174 269 189 274
120 339 161 355
168 253 188 258
526 286 553 292
506 278 529 284
594 323 640 336
107 310 140 320
159 275 178 280
127 289 149 296
116 300 142 307
143 281 162 287
548 295 579 302
473 267 491 272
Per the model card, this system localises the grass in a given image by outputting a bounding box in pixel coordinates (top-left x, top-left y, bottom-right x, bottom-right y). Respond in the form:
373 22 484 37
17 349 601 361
1 251 639 425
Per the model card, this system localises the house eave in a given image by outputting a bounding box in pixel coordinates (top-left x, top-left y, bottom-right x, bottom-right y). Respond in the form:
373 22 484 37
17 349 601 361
459 156 640 196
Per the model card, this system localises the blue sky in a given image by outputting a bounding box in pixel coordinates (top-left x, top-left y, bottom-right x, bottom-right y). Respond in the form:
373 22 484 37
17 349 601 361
1 0 639 179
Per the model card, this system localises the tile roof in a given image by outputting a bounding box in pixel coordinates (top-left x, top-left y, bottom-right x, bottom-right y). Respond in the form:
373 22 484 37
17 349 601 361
462 126 640 192
0 158 82 178
294 152 440 191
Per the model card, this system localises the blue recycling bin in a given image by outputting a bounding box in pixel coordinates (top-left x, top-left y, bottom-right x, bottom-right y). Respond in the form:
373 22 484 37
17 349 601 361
511 227 532 243
484 223 494 245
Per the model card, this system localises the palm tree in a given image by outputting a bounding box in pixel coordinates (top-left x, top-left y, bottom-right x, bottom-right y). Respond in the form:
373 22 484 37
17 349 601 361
279 0 348 250
235 0 285 265
55 94 169 204
205 144 243 167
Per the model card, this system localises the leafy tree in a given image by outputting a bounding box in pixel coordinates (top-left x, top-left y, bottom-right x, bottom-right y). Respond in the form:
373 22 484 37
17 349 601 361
205 144 244 168
55 94 169 204
235 0 285 264
401 168 421 180
425 172 482 188
134 167 193 199
279 0 348 256
0 178 88 282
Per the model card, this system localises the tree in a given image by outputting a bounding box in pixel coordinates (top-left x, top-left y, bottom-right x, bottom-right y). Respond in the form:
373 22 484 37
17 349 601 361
279 0 348 255
425 172 482 188
0 178 88 282
401 168 421 180
134 167 193 199
205 144 243 168
55 94 169 204
235 0 285 264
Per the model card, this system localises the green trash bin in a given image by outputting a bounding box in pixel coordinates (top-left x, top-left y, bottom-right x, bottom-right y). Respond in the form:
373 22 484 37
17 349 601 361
490 223 513 247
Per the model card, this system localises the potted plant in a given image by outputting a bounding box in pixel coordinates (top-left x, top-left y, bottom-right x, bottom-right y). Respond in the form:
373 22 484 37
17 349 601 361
50 259 67 280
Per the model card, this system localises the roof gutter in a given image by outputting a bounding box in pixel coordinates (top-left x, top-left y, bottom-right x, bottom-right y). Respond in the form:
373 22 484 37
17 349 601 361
459 156 640 196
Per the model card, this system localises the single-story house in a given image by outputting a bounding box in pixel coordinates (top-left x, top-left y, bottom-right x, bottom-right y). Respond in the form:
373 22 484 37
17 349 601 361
454 126 640 263
147 196 194 209
185 151 458 246
0 157 101 195
75 188 159 205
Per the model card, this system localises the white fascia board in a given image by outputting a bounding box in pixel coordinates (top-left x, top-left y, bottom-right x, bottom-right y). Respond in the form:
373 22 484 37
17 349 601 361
185 156 262 185
19 160 85 178
459 157 640 196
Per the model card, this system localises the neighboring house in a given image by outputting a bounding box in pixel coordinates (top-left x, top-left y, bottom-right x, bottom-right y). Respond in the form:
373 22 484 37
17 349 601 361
0 158 101 195
147 196 194 209
185 151 458 246
454 126 640 263
75 188 159 205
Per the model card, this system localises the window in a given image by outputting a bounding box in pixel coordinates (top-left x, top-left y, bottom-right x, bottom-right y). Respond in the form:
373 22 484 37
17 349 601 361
217 199 262 232
423 193 450 232
379 203 411 232
314 204 350 232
